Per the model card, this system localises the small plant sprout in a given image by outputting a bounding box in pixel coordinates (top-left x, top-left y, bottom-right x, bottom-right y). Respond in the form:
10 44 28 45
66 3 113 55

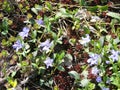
44 57 54 68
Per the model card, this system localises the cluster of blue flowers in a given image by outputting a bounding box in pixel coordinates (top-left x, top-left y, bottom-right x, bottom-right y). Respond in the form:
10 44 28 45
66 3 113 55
86 48 119 90
12 19 54 68
12 27 30 51
39 39 54 68
12 19 44 52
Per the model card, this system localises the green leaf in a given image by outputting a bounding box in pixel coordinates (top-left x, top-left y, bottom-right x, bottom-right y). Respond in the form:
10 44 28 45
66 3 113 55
87 6 98 12
99 36 104 47
59 8 66 13
81 70 88 78
55 12 62 19
54 51 65 65
13 79 17 88
83 26 90 34
107 12 120 20
24 43 30 50
57 66 65 71
81 79 90 87
35 4 42 11
55 8 73 19
38 67 45 74
69 38 76 46
45 1 52 10
31 8 38 15
32 63 38 69
1 50 8 57
40 79 44 86
98 5 108 12
79 0 86 6
111 76 120 87
88 83 95 90
113 37 120 44
106 35 111 42
31 30 37 38
11 71 17 78
54 85 59 90
65 54 73 61
7 77 17 88
68 71 80 80
58 51 65 60
2 17 8 35
21 61 28 66
44 16 51 32
74 0 86 6
88 5 108 12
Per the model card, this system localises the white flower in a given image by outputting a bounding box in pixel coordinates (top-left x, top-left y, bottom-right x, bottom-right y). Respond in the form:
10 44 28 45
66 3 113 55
90 16 100 22
79 34 90 45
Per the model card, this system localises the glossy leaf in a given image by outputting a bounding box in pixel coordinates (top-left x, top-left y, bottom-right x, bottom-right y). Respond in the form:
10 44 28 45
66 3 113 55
107 12 120 20
68 71 80 80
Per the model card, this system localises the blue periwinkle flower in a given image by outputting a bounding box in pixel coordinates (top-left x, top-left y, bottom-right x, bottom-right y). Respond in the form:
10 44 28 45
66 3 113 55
96 76 102 83
44 57 53 68
87 53 100 66
36 19 44 25
101 87 109 90
39 39 53 53
22 27 30 32
109 50 119 62
106 60 110 64
13 40 23 51
19 27 30 39
91 66 99 75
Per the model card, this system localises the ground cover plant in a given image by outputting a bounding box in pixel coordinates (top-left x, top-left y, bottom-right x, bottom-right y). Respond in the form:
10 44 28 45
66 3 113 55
0 0 120 90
